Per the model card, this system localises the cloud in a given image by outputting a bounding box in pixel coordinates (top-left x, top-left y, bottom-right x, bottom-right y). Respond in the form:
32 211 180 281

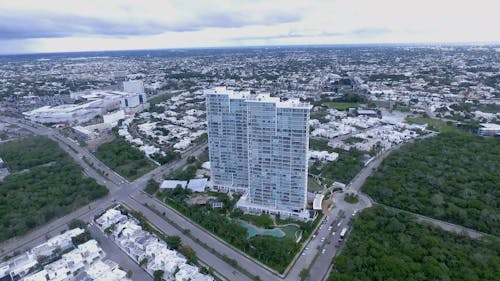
0 0 303 40
0 0 499 54
228 28 391 42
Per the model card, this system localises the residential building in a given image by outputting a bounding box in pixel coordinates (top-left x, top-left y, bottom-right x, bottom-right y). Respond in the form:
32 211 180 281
205 87 250 193
205 87 312 219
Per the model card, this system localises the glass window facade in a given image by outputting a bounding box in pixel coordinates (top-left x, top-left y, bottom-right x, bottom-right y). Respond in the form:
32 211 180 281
206 88 310 213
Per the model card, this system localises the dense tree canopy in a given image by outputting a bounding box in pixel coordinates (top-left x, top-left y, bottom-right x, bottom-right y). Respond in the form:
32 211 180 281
0 137 108 242
363 132 500 235
95 137 157 180
329 206 500 281
309 149 364 185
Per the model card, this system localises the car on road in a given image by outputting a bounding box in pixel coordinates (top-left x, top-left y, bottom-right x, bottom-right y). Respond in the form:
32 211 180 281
321 249 326 254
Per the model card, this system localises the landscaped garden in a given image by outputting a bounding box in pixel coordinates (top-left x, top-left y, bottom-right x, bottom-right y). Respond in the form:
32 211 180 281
151 184 322 273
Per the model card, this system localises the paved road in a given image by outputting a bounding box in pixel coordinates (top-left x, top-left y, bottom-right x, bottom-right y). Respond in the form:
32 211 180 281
379 204 486 239
123 194 255 281
0 116 207 258
88 224 152 281
1 117 489 281
127 191 283 281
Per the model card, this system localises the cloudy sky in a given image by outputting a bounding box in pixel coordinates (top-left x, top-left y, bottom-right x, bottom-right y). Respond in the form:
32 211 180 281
0 0 499 54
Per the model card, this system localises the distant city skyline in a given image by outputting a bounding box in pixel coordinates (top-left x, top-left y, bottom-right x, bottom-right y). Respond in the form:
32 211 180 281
1 0 499 54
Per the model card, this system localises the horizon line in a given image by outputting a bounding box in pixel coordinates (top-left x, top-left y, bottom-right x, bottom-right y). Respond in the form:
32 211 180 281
1 41 500 57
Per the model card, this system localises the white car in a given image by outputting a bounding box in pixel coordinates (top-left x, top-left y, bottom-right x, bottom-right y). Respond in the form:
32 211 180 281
321 249 326 254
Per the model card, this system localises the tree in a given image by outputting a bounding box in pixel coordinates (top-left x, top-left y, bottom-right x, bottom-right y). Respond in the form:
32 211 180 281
0 137 108 242
68 219 87 230
144 179 160 195
153 270 164 281
363 131 500 235
328 206 500 281
165 235 181 250
71 231 91 246
186 156 197 164
178 245 198 264
300 268 310 281
139 258 148 267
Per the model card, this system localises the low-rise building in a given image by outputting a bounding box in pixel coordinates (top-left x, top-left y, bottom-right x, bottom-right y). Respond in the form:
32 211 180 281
478 123 500 136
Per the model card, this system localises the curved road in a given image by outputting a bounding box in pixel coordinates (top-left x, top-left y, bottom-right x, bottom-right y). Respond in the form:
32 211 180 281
0 117 489 281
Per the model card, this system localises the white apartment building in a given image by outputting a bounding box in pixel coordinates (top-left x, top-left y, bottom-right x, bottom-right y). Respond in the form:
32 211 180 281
206 89 250 193
206 87 311 219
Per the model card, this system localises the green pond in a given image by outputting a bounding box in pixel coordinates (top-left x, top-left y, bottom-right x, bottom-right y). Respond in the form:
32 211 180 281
238 220 299 239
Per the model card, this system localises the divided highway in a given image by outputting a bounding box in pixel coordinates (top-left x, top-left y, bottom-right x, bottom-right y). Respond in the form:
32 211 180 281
1 117 484 281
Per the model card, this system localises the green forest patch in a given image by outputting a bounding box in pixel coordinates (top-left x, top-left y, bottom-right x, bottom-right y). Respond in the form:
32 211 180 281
329 206 500 281
0 137 108 242
95 137 157 180
363 132 500 235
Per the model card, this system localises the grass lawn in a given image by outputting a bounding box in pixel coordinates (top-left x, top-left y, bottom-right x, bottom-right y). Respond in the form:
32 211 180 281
308 175 324 192
309 138 335 152
95 137 157 180
325 102 359 110
405 116 461 133
281 225 300 240
343 193 359 204
371 100 391 108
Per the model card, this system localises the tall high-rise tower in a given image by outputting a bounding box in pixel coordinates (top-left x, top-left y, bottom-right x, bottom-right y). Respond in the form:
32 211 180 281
206 87 311 219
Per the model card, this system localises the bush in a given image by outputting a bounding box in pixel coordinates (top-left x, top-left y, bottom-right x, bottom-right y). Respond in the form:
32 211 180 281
178 245 198 264
68 219 87 230
242 214 273 229
165 235 181 250
144 179 160 195
343 193 359 204
71 231 91 246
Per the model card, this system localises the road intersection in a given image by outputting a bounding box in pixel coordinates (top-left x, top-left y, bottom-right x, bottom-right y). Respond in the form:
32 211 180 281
0 117 485 281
